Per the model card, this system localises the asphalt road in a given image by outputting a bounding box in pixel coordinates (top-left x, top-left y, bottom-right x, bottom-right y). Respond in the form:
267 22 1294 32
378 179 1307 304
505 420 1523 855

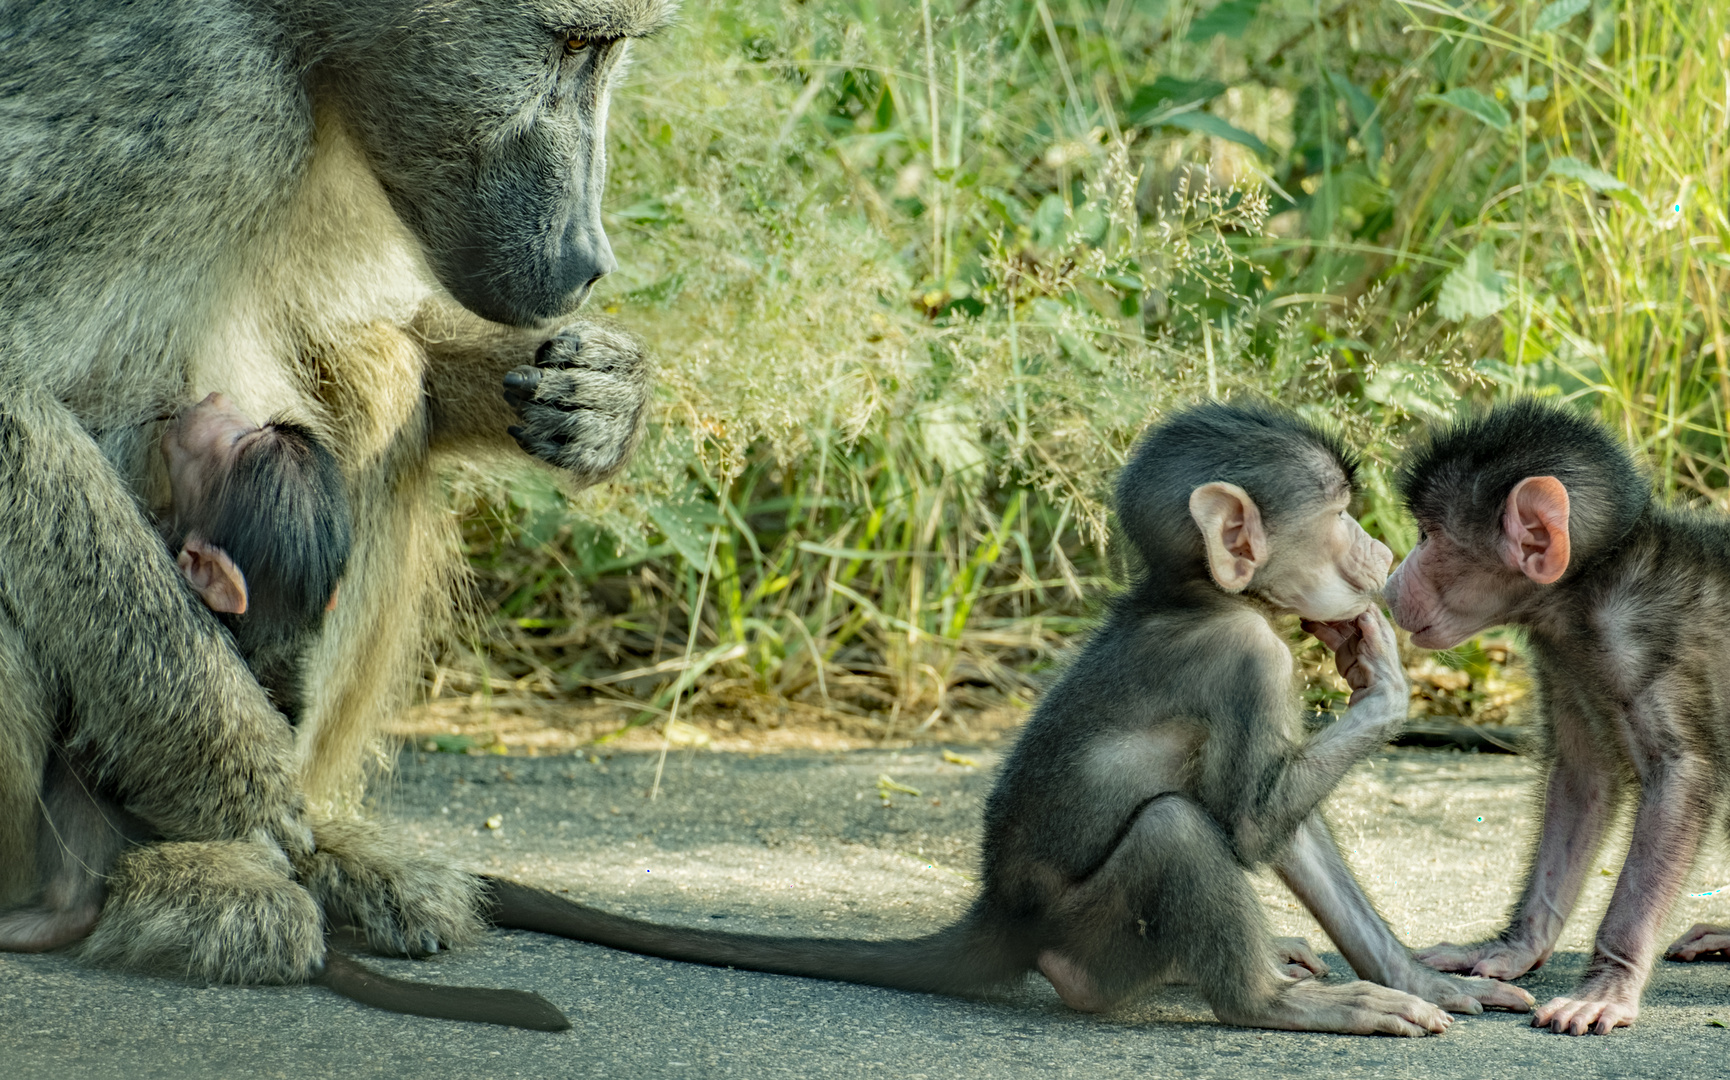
7 746 1730 1079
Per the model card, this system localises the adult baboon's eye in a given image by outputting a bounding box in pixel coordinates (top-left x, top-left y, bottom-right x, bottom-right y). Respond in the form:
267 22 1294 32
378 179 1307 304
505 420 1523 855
563 35 591 55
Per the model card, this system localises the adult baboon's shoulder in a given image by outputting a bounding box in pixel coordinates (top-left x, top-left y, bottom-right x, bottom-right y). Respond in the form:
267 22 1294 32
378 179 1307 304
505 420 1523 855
0 0 671 986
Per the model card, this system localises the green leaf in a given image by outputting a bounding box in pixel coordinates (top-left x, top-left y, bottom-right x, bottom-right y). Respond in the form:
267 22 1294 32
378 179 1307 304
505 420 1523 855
1436 244 1509 322
1325 70 1383 165
1501 75 1549 104
1123 76 1226 125
1417 88 1511 132
1545 156 1626 192
1186 0 1264 41
647 493 723 568
1030 194 1068 249
1159 111 1271 158
1534 0 1590 33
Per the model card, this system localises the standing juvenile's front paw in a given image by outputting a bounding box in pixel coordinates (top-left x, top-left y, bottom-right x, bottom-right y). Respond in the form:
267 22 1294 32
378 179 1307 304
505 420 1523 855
503 321 650 487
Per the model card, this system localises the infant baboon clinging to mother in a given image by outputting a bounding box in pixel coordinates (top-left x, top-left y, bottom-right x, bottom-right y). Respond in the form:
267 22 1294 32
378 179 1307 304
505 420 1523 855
0 392 353 956
2 392 567 1028
477 403 1532 1034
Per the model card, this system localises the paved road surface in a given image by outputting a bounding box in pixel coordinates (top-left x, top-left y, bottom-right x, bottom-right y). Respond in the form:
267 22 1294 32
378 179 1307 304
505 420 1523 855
7 747 1730 1079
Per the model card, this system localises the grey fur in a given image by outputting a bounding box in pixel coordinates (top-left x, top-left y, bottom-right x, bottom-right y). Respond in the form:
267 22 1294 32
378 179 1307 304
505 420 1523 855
0 0 669 984
1391 400 1730 1034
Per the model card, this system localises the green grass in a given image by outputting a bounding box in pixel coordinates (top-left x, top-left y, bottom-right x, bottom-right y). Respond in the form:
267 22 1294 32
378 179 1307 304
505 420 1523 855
445 0 1730 736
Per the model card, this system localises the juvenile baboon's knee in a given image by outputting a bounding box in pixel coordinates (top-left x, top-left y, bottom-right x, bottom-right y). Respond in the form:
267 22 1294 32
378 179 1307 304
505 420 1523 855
297 818 483 957
81 839 323 984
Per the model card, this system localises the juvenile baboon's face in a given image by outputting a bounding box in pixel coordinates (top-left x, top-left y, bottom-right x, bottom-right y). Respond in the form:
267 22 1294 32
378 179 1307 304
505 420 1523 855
316 2 676 327
1255 495 1394 623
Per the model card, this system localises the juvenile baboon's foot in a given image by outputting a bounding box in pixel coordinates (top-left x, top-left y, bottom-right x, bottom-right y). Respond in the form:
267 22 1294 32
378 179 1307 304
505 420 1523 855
1037 949 1116 1013
1414 938 1544 980
0 903 100 952
297 818 483 958
1665 923 1730 961
1384 963 1534 1014
1272 936 1329 980
1216 980 1451 1036
503 321 650 488
80 839 322 983
1532 987 1639 1035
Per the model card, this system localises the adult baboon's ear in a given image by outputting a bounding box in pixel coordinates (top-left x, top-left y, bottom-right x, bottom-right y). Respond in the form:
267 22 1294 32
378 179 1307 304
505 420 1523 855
1189 482 1268 593
177 536 249 615
1501 476 1571 585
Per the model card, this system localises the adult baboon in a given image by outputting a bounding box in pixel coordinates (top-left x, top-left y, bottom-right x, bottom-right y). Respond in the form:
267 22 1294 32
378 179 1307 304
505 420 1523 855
0 0 666 986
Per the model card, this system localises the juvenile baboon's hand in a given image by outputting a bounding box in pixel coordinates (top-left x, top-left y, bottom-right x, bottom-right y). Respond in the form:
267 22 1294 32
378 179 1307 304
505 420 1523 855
1533 991 1639 1035
1665 923 1730 961
1414 938 1544 981
1302 609 1405 707
1389 964 1535 1015
503 321 650 488
1273 936 1330 980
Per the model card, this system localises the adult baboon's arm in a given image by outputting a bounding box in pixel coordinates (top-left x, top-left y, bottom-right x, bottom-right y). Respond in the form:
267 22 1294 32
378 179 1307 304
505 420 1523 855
416 300 650 490
0 389 308 852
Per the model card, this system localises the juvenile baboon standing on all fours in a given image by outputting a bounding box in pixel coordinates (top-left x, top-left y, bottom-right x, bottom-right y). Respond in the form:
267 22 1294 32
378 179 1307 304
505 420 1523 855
1388 400 1730 1034
0 0 668 986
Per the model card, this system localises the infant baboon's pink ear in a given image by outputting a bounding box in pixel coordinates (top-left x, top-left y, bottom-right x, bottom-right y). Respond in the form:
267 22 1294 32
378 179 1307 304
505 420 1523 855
177 536 249 615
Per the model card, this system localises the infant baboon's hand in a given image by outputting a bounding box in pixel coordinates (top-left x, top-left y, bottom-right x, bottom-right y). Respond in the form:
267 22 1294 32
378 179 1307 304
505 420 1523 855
503 321 650 487
1302 609 1405 707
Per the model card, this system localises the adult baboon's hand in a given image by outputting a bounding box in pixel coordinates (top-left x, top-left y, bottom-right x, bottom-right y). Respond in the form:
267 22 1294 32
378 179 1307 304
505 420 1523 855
503 321 650 487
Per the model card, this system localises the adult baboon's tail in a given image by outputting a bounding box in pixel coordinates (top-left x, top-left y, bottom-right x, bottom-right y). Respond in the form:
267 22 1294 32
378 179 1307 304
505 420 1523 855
482 877 1029 998
317 947 571 1031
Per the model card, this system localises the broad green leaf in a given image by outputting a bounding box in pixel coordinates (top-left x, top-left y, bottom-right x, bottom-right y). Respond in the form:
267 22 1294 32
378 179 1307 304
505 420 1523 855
1186 0 1263 41
1123 76 1226 126
1436 244 1509 322
1534 0 1589 33
1417 88 1511 132
1501 75 1549 104
1031 195 1068 248
1586 2 1617 55
1545 157 1626 192
1159 111 1271 158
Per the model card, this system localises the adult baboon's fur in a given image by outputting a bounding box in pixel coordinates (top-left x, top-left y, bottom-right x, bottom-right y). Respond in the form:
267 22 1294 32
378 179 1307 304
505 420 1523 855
0 0 670 985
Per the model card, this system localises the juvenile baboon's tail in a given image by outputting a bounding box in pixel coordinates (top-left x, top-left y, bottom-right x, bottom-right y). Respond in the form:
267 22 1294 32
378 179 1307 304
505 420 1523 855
482 877 1031 998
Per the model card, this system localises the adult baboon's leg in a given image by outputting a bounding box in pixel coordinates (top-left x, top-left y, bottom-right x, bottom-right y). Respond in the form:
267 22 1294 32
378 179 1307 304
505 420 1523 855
82 839 325 983
0 392 321 981
297 818 484 957
0 615 51 909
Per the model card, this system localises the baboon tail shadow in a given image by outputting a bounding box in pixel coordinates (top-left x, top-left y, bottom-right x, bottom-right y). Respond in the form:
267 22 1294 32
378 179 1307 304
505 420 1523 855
315 946 570 1031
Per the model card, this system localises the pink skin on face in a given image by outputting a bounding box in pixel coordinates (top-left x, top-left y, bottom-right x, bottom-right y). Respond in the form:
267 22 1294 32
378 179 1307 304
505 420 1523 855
161 392 266 525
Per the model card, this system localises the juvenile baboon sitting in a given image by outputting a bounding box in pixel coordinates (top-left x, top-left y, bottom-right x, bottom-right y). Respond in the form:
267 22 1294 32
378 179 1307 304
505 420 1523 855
475 404 1534 1033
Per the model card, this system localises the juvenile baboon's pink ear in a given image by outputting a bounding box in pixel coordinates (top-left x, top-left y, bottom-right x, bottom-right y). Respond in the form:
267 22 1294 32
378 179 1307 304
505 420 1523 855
177 536 249 615
1189 482 1268 593
1501 476 1571 585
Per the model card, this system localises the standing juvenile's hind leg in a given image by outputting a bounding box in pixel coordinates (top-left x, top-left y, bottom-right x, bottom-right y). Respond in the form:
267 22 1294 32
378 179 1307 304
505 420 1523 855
1037 795 1450 1036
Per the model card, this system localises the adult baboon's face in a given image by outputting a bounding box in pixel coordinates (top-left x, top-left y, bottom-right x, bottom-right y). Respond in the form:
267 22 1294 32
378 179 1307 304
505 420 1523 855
316 2 675 327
